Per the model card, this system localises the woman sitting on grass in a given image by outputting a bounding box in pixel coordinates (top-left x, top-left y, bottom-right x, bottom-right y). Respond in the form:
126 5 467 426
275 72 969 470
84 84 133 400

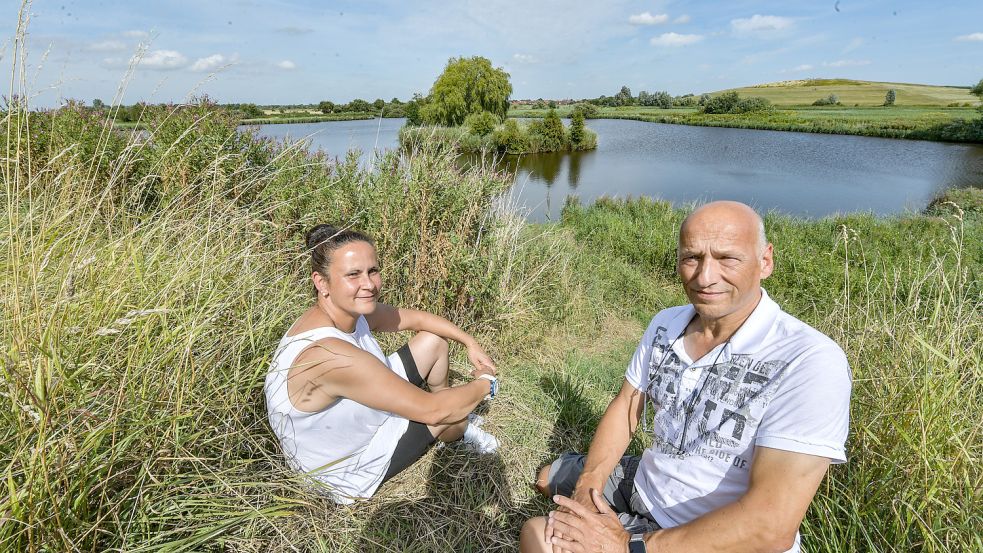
265 224 500 504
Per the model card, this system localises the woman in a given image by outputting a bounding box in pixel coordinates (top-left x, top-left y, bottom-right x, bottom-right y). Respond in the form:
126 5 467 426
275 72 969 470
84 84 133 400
265 224 499 504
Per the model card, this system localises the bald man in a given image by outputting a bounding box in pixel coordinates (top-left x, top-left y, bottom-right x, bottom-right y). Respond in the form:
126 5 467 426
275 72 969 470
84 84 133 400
521 201 851 553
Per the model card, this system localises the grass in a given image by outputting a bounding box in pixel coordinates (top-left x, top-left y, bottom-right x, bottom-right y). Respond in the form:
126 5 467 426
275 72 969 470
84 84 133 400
509 104 983 143
728 79 980 107
3 22 982 551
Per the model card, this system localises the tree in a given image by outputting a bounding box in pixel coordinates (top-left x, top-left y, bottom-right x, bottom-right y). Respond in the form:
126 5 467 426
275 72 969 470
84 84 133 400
92 98 105 109
884 89 896 106
404 93 426 126
318 100 336 114
345 98 372 112
372 98 385 111
421 56 512 126
464 111 500 136
530 108 567 150
570 109 585 145
971 79 983 112
572 103 600 119
614 85 633 106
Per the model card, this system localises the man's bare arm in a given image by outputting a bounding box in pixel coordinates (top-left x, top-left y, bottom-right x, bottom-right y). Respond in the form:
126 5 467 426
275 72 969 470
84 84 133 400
549 446 831 553
571 379 645 508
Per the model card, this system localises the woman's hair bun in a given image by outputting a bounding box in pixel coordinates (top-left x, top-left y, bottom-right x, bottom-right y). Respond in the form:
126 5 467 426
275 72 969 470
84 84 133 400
306 224 339 251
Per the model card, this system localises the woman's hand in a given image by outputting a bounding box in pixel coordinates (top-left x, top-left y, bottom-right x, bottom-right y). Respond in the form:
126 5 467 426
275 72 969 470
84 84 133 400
466 342 497 375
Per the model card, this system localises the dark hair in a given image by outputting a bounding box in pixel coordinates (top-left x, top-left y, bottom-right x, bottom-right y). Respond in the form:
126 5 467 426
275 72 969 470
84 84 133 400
306 224 374 296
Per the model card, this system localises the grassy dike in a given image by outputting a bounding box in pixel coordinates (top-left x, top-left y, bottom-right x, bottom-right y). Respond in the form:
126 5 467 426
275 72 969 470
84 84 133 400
2 98 981 552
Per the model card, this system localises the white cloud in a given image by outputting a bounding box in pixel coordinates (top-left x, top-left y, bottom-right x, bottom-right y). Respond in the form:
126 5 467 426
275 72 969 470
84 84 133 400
275 26 314 35
954 32 983 42
731 15 794 35
88 40 125 52
513 53 537 64
122 30 150 39
276 60 296 70
823 59 870 67
190 54 229 72
674 15 691 24
791 64 813 72
131 50 187 70
650 32 703 47
842 37 864 54
629 12 669 25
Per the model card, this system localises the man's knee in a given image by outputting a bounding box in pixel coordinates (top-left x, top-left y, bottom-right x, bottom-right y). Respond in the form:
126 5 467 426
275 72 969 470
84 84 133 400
519 517 549 553
534 464 552 497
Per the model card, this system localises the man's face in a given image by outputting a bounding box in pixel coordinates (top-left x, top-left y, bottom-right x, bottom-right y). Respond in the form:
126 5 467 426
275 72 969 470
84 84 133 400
677 209 773 324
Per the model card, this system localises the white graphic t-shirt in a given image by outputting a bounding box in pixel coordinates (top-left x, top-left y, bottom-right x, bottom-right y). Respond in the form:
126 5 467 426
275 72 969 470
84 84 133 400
625 289 851 553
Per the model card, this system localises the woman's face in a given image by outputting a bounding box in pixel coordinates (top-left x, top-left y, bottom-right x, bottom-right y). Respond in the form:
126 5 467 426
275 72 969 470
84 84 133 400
322 241 382 316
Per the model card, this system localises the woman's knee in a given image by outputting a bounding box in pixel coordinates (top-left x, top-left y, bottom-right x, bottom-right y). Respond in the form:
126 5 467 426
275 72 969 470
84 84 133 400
410 331 449 364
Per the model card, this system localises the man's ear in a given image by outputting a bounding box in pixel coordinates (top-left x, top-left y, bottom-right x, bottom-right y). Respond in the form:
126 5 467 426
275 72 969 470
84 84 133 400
760 243 774 279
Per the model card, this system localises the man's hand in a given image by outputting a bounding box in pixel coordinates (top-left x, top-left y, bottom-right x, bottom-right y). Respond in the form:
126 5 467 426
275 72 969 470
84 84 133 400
546 489 630 553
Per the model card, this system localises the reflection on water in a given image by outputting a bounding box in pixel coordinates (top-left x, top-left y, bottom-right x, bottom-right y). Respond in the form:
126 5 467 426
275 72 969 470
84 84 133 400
255 118 983 222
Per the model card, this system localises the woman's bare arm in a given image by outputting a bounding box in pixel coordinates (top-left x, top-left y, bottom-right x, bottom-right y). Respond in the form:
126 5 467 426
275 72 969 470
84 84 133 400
367 304 496 372
287 337 491 425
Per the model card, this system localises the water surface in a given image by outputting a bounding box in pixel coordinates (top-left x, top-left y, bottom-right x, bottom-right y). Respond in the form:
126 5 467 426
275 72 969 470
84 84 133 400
254 118 983 222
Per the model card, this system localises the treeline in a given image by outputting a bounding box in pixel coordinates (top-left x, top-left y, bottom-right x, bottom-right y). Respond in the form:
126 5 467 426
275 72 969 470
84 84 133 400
78 97 267 123
531 86 772 113
314 97 411 118
585 85 706 108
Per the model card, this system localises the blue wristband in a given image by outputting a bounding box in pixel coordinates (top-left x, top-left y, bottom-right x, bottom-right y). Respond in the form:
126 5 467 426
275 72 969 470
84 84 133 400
477 374 497 400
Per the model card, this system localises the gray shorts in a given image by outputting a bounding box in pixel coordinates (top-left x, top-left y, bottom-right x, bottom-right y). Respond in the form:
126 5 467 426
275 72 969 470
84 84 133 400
546 453 661 534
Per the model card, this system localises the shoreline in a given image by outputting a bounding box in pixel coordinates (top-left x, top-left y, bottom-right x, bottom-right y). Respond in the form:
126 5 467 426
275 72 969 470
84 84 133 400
509 106 983 144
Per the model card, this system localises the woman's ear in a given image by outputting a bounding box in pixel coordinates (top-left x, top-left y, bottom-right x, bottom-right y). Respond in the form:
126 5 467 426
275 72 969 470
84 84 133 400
312 271 329 297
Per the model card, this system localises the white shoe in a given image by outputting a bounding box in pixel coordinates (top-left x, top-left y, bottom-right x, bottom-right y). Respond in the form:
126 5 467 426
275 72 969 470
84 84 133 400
461 423 499 454
467 413 485 428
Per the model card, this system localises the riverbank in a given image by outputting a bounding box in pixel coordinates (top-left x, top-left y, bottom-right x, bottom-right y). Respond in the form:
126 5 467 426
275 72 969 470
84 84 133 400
241 112 382 125
510 105 983 143
3 101 980 551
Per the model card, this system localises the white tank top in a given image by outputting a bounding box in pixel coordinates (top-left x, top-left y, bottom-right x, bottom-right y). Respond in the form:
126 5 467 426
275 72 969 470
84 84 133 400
264 315 410 503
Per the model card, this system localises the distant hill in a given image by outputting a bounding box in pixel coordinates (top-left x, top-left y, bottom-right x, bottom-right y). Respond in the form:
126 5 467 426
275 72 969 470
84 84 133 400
714 79 979 107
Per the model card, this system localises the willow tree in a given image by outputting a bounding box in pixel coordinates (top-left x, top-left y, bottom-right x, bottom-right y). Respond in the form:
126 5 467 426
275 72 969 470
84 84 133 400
421 56 512 126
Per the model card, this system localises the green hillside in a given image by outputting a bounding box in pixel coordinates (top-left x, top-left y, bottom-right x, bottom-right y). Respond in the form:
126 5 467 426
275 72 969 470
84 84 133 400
718 79 979 107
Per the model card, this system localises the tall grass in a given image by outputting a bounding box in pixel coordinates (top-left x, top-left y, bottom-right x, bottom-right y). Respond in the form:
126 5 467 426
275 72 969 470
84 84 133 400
0 63 531 550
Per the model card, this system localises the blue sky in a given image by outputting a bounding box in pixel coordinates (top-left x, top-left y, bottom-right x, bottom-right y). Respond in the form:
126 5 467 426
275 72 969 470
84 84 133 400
5 0 983 107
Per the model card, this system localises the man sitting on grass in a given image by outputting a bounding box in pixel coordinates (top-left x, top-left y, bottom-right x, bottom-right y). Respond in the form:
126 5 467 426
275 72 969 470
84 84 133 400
520 201 852 553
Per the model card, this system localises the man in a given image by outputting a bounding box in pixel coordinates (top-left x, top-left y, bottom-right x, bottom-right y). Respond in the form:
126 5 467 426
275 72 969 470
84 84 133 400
520 201 851 553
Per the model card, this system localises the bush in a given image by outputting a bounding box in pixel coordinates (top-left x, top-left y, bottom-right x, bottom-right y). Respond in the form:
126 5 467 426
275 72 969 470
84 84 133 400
673 95 699 107
731 96 772 114
569 110 586 145
701 91 740 114
492 118 529 153
529 109 567 151
884 89 896 106
464 111 500 136
812 94 840 106
572 103 600 119
701 92 771 114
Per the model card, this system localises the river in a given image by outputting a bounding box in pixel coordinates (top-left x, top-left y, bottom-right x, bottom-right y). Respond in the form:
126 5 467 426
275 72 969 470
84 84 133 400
253 117 983 222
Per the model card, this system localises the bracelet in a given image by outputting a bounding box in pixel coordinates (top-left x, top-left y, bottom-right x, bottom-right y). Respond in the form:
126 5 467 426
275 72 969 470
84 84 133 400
476 373 498 400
